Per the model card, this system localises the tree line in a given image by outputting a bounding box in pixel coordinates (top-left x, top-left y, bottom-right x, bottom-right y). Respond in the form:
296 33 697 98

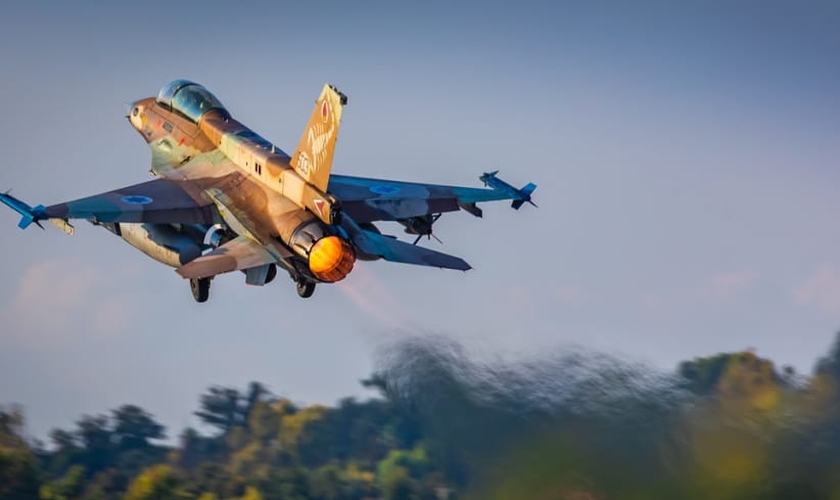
4 333 840 499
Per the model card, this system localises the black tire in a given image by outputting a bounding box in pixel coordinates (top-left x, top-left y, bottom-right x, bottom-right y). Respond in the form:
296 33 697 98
296 279 316 298
265 264 277 284
190 277 211 303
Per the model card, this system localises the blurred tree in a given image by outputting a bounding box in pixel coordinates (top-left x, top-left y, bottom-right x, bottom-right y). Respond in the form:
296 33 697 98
679 351 785 415
186 462 246 499
74 415 112 475
678 353 735 396
279 405 326 456
377 447 430 487
229 442 264 476
79 468 129 500
40 465 85 500
75 415 111 451
112 405 166 449
716 351 784 414
123 464 183 500
244 382 271 424
41 428 83 477
362 374 423 450
247 402 279 444
0 405 27 449
252 466 311 500
381 466 422 500
235 486 264 500
309 464 346 500
0 447 41 500
815 331 840 381
194 383 272 436
173 427 223 470
195 387 243 434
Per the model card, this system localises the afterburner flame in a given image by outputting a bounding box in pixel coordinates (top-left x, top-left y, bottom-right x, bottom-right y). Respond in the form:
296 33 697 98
309 235 355 282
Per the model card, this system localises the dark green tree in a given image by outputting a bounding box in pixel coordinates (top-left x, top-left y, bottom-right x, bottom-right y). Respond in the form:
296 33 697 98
74 414 113 475
0 405 27 449
112 405 166 449
0 447 41 500
195 386 242 433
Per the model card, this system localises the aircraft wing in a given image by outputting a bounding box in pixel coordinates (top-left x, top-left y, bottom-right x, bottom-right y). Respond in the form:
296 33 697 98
342 216 471 271
0 178 218 231
328 173 535 223
176 235 277 279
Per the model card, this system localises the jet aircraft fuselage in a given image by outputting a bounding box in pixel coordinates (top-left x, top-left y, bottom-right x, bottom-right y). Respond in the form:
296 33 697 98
1 80 536 302
126 81 353 289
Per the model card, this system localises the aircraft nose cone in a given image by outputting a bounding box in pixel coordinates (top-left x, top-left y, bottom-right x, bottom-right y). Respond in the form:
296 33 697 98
126 100 145 131
125 99 140 118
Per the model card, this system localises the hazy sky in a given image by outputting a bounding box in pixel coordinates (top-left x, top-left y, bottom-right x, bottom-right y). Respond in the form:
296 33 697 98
1 1 839 439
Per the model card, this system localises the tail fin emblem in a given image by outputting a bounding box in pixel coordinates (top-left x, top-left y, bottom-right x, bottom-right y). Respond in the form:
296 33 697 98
320 100 329 123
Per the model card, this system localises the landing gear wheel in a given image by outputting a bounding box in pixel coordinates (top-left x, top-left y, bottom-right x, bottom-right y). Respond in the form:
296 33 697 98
265 264 277 284
296 279 316 298
190 277 211 303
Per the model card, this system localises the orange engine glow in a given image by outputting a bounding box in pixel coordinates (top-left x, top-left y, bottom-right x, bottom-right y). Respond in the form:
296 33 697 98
308 235 355 282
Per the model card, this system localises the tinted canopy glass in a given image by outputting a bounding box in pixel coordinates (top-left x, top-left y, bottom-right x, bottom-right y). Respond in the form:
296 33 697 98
156 80 225 122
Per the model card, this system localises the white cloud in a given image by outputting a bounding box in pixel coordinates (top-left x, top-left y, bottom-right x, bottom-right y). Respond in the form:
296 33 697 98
793 267 840 316
0 258 135 348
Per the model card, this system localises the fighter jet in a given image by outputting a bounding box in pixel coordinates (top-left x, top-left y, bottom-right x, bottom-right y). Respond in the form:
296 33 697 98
1 80 535 302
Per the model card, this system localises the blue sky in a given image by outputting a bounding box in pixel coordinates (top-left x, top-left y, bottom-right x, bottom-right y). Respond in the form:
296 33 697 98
0 0 839 439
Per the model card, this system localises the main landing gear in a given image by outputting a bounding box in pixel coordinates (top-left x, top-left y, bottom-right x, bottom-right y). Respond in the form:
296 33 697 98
295 277 316 298
190 277 211 303
188 267 314 303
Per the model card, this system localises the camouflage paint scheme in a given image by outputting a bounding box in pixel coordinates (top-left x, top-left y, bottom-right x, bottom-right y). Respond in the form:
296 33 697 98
0 80 536 300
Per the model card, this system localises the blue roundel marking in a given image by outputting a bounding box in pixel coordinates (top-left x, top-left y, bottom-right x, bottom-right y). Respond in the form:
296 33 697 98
369 185 401 195
121 195 154 205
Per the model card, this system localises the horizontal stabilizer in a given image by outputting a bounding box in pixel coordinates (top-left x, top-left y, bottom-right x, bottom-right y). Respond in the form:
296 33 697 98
176 235 276 279
343 217 470 271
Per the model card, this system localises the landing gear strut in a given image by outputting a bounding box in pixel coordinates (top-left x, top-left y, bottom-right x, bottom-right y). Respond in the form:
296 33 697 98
296 278 316 298
190 277 211 303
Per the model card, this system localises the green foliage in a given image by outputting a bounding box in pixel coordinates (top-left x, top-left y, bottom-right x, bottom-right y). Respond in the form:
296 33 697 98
80 468 129 500
194 382 270 436
186 462 247 499
679 353 740 396
0 447 41 500
13 336 840 499
112 405 166 449
231 486 263 500
0 405 28 449
40 465 85 500
377 447 429 487
195 387 243 433
123 464 185 500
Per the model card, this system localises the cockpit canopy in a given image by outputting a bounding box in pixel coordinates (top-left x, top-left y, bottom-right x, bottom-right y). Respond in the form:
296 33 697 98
156 79 226 123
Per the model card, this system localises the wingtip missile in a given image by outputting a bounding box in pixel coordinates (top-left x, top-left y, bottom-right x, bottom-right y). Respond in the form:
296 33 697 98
511 182 538 210
0 191 46 230
478 171 537 210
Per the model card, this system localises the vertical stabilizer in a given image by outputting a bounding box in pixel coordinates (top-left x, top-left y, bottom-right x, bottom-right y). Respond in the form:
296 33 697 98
290 84 347 192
